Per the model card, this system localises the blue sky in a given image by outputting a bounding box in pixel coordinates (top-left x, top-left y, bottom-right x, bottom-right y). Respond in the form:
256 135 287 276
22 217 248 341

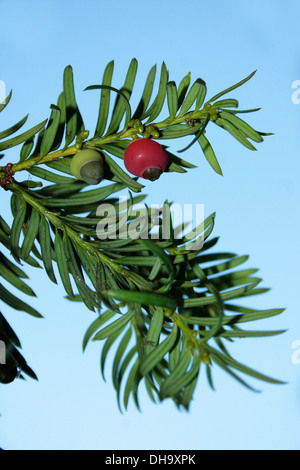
1 0 300 450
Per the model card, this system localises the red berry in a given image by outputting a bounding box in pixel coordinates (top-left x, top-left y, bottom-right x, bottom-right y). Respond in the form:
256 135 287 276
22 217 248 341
124 139 169 181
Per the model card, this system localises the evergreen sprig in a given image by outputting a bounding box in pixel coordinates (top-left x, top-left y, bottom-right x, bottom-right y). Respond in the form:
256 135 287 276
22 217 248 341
0 60 285 411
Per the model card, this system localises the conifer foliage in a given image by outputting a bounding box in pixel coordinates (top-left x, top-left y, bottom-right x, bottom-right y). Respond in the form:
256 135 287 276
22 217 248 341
0 60 285 411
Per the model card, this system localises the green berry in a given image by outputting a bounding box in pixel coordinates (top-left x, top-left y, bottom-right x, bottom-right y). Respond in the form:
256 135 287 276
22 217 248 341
70 149 104 185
